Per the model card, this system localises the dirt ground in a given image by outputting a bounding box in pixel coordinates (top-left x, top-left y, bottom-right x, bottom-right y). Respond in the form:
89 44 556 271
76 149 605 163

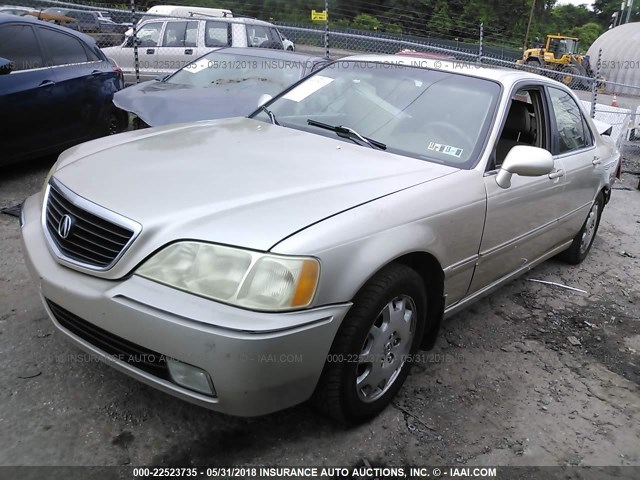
0 143 639 472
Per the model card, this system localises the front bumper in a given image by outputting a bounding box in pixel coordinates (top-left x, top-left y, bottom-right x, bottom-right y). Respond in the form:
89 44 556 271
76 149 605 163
20 193 350 416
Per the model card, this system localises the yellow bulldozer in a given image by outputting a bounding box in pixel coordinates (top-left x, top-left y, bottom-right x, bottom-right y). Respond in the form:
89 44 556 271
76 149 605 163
516 34 596 89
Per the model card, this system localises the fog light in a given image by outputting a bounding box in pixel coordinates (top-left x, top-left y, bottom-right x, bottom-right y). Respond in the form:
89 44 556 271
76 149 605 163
166 358 216 396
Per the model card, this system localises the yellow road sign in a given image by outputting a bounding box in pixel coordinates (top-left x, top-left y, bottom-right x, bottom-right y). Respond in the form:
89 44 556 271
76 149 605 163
311 9 327 21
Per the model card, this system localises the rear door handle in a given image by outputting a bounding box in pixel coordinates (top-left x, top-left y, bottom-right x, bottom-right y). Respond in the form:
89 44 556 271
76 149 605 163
39 80 55 88
548 169 565 180
184 48 193 54
592 156 602 166
146 48 155 54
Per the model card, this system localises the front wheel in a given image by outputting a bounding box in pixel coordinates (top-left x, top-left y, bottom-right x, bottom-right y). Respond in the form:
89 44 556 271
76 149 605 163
561 65 582 89
558 192 603 264
312 263 427 423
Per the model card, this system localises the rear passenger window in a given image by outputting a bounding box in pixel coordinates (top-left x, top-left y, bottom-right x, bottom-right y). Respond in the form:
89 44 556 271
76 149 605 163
185 22 197 47
85 47 100 62
205 21 230 47
0 24 44 71
162 21 198 47
549 87 592 153
38 28 88 65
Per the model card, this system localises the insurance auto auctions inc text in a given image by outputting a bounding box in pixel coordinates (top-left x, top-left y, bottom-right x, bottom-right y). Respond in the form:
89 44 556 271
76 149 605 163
256 466 497 477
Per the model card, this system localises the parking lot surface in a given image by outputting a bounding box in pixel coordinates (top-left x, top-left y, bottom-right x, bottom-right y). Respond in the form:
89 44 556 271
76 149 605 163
1 149 639 468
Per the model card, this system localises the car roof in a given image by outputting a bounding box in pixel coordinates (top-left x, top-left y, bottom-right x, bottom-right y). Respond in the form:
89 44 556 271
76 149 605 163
139 14 275 27
342 54 563 89
44 7 92 14
0 13 98 44
213 47 325 63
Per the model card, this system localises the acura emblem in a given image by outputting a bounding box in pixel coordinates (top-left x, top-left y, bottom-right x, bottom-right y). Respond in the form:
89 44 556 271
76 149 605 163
57 214 74 239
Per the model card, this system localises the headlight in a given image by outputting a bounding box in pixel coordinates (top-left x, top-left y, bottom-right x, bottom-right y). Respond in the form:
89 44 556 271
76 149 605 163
136 242 320 311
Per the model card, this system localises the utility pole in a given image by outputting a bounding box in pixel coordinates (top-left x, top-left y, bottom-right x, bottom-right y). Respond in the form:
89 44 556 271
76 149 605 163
523 0 536 52
626 0 635 23
324 0 329 58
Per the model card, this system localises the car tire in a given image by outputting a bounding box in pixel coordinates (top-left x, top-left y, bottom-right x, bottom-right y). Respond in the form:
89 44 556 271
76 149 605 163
312 263 427 424
561 65 581 89
558 192 604 265
524 58 541 73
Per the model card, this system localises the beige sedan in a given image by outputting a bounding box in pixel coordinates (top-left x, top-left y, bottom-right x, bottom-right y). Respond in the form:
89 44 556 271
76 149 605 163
20 55 619 423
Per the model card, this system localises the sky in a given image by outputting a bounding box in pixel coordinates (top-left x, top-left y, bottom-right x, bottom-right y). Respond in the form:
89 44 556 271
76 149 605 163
555 0 595 7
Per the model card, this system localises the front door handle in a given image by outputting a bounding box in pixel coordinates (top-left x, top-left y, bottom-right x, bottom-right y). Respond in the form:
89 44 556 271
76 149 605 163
39 80 55 88
548 169 565 180
592 156 602 166
184 48 193 54
146 48 155 54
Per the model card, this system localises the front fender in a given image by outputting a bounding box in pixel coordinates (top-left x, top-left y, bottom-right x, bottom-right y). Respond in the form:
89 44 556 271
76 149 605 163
271 170 487 307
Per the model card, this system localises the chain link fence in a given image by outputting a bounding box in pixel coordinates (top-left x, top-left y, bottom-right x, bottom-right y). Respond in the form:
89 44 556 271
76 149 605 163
6 0 640 144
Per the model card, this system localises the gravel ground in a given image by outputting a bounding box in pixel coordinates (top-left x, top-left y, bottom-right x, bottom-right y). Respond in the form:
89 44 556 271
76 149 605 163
0 143 639 471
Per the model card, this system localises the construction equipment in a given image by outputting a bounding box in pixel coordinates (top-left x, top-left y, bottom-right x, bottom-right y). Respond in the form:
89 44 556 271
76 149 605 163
517 34 595 89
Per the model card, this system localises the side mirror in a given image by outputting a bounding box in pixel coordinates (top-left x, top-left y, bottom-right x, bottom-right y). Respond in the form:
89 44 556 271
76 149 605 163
257 93 273 107
495 145 554 189
0 57 14 75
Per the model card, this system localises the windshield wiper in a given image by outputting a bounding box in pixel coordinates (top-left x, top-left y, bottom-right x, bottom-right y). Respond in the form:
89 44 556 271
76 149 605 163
306 119 386 150
260 105 280 126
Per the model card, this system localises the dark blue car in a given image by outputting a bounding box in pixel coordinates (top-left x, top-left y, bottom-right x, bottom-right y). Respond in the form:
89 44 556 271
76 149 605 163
0 14 126 166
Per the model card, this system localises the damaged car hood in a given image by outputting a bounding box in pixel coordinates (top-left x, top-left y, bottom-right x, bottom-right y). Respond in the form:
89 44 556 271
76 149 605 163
113 80 271 126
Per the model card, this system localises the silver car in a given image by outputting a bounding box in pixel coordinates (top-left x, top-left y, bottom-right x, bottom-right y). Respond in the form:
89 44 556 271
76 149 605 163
20 55 620 423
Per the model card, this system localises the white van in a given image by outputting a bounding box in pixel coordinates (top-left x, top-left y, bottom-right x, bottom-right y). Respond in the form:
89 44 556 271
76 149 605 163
125 5 233 38
105 16 285 84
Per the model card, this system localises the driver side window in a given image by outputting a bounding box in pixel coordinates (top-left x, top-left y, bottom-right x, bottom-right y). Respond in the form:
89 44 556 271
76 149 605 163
493 87 546 169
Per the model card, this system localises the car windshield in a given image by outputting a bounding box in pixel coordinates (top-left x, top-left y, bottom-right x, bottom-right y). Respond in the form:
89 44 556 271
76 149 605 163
251 61 500 168
167 52 307 96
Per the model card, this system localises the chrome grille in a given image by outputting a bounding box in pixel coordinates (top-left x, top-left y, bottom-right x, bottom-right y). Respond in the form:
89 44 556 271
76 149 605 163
44 179 140 270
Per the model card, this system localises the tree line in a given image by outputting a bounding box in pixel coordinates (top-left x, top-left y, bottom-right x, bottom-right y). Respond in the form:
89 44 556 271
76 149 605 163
121 0 639 50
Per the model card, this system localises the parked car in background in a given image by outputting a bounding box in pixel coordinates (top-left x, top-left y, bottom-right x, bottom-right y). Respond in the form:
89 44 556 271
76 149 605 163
279 31 294 51
40 9 128 46
93 11 113 21
113 48 328 128
20 55 619 422
104 16 284 84
89 11 129 34
43 8 101 32
0 13 126 166
0 5 34 16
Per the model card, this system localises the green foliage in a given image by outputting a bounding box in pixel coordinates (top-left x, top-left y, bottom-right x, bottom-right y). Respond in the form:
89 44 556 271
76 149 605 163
385 23 402 34
351 13 381 30
90 0 630 51
427 0 453 35
568 22 603 52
